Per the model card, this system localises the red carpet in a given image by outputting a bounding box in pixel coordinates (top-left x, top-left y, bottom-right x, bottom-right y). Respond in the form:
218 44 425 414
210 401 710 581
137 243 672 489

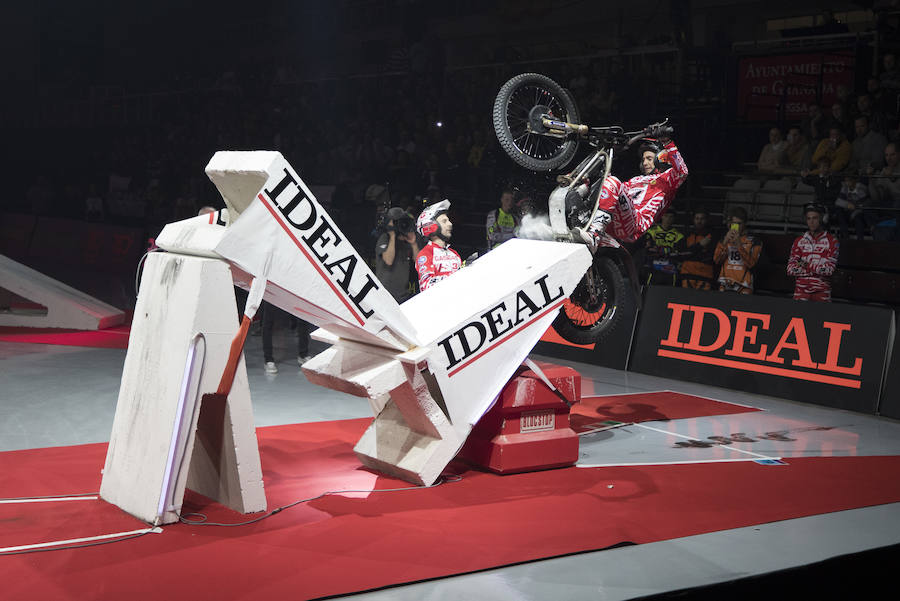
570 390 761 433
0 325 130 349
2 419 899 601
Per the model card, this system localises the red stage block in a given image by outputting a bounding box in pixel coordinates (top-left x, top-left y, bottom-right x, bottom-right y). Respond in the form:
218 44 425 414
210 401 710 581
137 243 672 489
459 365 581 474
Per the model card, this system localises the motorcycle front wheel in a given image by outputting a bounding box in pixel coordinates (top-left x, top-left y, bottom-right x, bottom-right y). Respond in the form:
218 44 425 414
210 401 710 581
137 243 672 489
552 255 625 345
492 72 580 172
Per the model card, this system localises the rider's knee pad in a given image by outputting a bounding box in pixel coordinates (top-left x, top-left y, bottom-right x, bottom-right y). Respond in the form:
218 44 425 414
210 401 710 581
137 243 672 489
597 176 622 213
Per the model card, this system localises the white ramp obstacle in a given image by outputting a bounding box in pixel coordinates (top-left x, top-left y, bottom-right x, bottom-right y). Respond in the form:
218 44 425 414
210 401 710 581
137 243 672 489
0 254 125 330
100 151 591 524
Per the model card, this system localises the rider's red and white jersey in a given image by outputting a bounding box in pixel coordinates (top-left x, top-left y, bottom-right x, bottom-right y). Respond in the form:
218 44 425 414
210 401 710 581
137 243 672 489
787 230 839 299
416 240 462 291
591 141 688 242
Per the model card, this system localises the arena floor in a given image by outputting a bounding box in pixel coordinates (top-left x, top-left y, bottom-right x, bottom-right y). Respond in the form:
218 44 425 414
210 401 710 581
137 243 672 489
2 320 899 600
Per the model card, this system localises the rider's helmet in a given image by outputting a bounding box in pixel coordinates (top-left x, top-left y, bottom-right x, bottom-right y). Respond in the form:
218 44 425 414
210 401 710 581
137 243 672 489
639 141 668 174
803 202 828 225
416 199 451 239
803 202 826 216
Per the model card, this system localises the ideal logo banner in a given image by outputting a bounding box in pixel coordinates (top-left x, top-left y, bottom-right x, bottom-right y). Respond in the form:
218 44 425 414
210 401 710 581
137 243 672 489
630 287 893 413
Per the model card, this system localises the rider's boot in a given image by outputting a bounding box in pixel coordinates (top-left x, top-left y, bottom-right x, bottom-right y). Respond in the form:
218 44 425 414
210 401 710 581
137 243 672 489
571 210 612 254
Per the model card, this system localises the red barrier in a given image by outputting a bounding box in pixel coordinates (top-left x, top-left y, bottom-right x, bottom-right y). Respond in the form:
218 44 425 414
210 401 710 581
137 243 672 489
460 365 581 474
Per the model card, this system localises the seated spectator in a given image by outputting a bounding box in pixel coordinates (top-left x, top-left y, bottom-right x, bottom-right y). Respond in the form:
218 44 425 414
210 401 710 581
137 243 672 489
856 93 888 135
714 206 762 294
829 102 851 138
869 143 900 240
869 143 900 206
776 127 810 173
879 52 900 103
801 159 841 208
833 174 873 239
641 208 685 286
787 203 839 302
867 77 895 122
679 208 716 290
757 127 785 173
850 116 888 174
801 103 828 144
809 126 851 174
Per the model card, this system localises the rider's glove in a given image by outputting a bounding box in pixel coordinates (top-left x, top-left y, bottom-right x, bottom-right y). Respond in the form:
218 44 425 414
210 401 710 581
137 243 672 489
649 125 674 141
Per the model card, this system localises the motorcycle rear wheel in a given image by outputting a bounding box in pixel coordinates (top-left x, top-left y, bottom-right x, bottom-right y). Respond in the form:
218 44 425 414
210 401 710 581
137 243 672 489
492 72 580 172
552 255 625 345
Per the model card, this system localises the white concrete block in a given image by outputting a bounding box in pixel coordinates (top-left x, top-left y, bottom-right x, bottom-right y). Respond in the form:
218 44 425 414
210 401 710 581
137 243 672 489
100 253 265 524
0 254 125 330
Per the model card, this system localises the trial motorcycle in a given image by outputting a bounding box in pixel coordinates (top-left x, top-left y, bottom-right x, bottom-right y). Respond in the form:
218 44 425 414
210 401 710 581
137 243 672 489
492 72 672 345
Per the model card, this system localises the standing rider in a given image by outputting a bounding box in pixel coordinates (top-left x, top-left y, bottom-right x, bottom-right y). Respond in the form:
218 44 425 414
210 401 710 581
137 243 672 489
415 200 462 291
578 128 689 247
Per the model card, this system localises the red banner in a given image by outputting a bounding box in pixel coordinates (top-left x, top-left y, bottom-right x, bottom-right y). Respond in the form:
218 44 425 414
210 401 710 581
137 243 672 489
737 52 855 121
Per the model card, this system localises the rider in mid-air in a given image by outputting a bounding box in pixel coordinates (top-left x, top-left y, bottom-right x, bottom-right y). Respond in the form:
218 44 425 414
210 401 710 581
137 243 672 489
577 130 688 248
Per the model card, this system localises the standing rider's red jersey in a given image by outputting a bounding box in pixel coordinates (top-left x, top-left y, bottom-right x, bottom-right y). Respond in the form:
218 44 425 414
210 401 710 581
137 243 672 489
416 240 462 291
589 141 689 242
787 230 839 301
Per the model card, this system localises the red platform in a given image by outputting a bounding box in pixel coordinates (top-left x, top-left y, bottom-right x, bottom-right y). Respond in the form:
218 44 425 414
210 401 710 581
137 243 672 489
460 365 581 474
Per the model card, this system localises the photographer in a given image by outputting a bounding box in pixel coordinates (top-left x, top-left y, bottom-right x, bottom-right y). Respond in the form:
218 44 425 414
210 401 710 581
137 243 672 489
375 207 419 302
714 206 762 294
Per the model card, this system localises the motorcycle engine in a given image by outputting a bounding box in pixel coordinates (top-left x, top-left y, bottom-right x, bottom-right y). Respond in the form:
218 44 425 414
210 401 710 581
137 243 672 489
564 184 595 229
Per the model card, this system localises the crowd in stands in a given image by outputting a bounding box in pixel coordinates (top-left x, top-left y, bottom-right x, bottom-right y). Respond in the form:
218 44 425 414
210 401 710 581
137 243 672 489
754 52 900 242
17 47 677 270
10 34 899 308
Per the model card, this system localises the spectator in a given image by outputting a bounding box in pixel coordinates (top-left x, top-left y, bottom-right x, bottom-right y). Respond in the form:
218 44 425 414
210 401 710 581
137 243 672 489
802 159 842 210
777 127 810 173
801 103 828 144
374 207 419 302
829 102 851 138
810 126 851 174
787 203 839 302
714 206 762 294
850 116 888 174
856 93 888 135
757 127 785 173
485 188 519 250
879 52 900 99
679 208 716 290
834 84 854 119
262 302 312 375
869 143 900 240
415 200 461 291
641 208 685 286
867 77 895 120
833 174 872 240
869 143 900 207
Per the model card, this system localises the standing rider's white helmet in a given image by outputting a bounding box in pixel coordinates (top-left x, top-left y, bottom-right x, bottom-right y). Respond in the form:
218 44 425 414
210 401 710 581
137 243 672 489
416 199 451 238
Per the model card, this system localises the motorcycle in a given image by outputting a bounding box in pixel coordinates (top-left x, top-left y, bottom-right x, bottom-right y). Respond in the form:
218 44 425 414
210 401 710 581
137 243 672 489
492 72 672 345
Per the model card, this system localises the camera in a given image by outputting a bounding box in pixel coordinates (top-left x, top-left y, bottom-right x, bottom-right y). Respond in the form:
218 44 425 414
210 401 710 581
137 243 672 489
381 207 414 236
393 216 414 236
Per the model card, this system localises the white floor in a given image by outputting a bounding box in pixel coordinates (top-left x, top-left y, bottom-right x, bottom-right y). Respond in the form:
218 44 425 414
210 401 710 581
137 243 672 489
2 320 900 600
